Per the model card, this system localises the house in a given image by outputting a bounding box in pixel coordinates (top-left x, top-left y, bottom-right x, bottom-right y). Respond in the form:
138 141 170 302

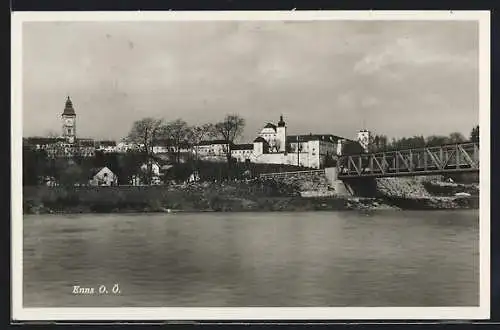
134 161 173 185
96 140 117 153
285 134 347 168
195 140 230 161
153 139 191 154
89 167 118 186
231 143 255 162
40 176 58 187
140 161 161 177
116 141 141 153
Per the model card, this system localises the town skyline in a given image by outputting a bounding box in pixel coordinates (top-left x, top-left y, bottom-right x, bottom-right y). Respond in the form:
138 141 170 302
23 20 479 142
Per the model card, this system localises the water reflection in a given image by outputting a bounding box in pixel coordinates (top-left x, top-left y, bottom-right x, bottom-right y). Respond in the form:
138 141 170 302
23 210 479 307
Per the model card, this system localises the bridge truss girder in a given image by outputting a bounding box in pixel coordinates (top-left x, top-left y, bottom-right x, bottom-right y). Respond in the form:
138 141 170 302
337 143 479 179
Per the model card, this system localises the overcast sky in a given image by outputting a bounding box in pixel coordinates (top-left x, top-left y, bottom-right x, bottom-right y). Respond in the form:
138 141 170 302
22 20 479 142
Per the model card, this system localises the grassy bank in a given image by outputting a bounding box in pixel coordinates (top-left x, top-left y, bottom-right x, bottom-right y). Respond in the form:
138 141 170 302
24 181 399 214
23 181 479 215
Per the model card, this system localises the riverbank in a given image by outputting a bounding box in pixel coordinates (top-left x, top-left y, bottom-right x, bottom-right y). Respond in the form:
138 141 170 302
23 178 478 215
24 196 398 214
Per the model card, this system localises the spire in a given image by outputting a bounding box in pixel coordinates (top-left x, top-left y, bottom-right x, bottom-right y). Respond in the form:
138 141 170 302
62 96 76 116
278 114 286 127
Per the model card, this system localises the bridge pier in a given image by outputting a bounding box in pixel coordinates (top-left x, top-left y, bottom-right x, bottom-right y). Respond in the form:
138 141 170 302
325 167 377 197
341 178 379 197
324 167 348 196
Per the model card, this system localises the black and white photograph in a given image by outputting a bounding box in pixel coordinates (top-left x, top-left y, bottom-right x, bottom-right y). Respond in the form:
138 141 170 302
11 11 490 320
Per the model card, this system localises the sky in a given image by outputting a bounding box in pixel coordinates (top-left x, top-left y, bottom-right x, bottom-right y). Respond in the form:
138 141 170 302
22 19 479 142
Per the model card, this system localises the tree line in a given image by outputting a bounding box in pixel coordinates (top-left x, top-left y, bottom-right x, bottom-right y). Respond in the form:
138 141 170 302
125 114 246 183
366 125 479 153
22 148 148 187
23 114 247 186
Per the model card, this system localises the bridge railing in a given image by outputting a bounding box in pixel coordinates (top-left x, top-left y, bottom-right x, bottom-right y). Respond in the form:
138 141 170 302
337 142 479 178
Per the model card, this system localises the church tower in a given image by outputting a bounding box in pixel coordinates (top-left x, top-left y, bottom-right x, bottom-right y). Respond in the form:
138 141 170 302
276 115 287 152
357 129 371 153
62 96 76 143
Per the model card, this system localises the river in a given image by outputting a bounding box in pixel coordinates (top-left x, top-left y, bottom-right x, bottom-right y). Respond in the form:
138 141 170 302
23 210 479 307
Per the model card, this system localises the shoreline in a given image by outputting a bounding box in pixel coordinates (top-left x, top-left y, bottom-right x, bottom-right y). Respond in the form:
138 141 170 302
23 195 479 215
22 179 479 215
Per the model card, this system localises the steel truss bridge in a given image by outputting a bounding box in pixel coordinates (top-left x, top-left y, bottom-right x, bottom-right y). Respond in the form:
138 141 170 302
337 142 479 179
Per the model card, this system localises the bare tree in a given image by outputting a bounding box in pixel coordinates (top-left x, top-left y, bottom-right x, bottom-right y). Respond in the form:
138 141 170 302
188 123 215 167
162 119 191 164
214 114 245 164
126 117 163 184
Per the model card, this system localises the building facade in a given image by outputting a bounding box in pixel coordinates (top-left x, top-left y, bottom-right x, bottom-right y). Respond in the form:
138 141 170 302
357 129 372 153
196 116 350 169
195 140 230 161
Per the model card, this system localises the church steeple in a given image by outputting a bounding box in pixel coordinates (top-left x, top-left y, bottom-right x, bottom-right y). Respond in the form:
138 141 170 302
276 114 287 152
62 96 77 143
62 96 76 116
278 114 286 127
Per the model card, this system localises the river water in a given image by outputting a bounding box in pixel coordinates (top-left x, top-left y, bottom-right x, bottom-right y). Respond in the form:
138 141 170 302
23 210 479 307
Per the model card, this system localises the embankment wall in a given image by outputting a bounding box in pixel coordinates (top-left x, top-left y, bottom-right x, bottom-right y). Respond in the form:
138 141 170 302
258 169 479 209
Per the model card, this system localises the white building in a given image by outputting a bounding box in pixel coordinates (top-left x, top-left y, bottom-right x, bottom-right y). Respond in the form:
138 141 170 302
195 115 349 169
250 133 345 169
140 162 161 177
96 140 117 153
116 141 141 153
152 139 191 155
195 140 230 161
357 129 372 153
89 167 118 186
231 144 254 162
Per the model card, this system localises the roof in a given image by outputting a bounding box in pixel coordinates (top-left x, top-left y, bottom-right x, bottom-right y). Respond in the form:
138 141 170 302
62 96 76 116
286 134 347 143
263 123 277 130
198 139 230 146
97 140 117 147
89 167 109 179
253 136 267 143
232 143 253 150
26 137 65 145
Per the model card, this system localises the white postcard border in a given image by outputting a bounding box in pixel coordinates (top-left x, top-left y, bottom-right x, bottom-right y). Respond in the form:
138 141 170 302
11 10 491 321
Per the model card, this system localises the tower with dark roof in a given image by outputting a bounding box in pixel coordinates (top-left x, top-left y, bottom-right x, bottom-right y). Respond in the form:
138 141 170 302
62 96 77 143
277 115 286 127
276 115 286 152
